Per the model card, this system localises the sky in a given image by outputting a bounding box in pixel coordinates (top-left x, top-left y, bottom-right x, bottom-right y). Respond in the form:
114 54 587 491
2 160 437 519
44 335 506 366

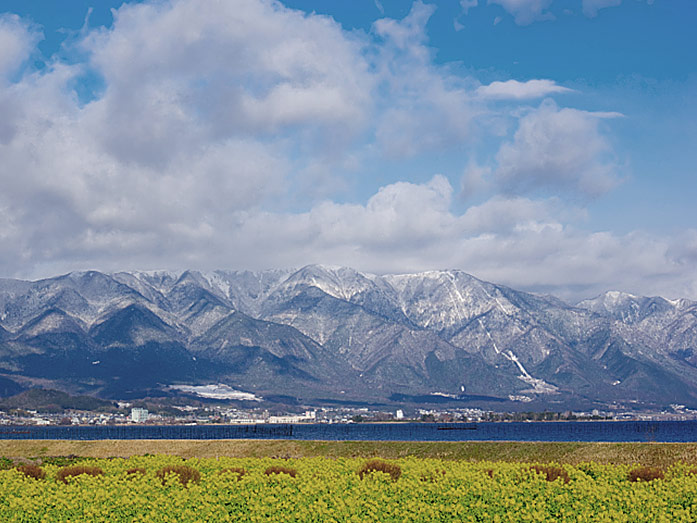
0 0 695 302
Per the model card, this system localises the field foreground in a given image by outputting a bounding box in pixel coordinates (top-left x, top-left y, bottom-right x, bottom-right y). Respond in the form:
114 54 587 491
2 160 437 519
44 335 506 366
1 441 697 521
2 453 697 522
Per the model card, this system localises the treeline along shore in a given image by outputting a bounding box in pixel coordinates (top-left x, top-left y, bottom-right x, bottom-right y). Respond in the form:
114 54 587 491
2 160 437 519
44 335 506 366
2 440 697 468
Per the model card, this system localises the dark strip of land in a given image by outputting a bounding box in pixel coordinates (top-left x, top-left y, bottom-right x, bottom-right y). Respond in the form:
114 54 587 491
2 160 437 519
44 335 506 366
2 440 697 467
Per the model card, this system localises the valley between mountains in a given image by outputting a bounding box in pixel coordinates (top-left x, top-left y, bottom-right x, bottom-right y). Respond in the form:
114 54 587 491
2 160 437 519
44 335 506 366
0 265 696 410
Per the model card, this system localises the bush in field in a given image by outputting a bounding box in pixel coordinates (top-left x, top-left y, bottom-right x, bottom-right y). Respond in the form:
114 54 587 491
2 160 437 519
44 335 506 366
419 468 446 483
44 455 86 467
155 465 201 486
529 465 570 484
264 465 298 478
16 464 45 480
56 465 104 484
219 467 247 480
357 459 401 481
628 466 664 482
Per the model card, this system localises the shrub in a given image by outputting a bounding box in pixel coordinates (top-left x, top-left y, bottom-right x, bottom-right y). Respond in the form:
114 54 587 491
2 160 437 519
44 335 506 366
44 456 87 467
155 465 201 486
529 465 570 484
219 467 247 480
264 465 297 478
16 464 45 480
56 465 104 484
357 459 401 481
628 466 664 482
419 468 446 483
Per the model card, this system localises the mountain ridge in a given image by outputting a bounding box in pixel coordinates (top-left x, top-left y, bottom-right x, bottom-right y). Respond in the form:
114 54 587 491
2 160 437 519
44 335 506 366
0 265 695 409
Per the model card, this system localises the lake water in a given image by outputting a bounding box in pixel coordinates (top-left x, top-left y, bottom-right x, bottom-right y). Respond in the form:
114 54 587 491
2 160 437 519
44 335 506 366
1 421 696 442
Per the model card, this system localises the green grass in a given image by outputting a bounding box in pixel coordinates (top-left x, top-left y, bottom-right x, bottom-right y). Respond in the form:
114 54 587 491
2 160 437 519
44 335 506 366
2 440 697 468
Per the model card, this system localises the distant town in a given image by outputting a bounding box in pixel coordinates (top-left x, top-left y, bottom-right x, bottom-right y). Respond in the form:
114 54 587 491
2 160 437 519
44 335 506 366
2 402 697 427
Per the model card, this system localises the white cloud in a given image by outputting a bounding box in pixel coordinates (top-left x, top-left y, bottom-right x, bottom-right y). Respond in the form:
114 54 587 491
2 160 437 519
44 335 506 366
298 175 459 249
488 0 555 25
372 2 477 157
223 178 697 302
582 0 622 17
0 15 42 144
460 0 479 14
0 0 377 279
477 79 574 100
0 14 40 80
80 0 372 169
459 0 654 24
493 99 622 197
461 162 491 198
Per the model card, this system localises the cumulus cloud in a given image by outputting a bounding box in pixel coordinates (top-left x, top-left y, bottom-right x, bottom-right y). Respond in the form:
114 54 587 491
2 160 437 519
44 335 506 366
0 15 42 144
476 79 574 100
372 2 477 157
224 177 696 302
0 0 373 276
492 100 622 197
81 0 372 168
0 14 40 79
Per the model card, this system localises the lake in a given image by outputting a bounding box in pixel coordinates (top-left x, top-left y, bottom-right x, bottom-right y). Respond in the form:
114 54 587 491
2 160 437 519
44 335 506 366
1 421 696 442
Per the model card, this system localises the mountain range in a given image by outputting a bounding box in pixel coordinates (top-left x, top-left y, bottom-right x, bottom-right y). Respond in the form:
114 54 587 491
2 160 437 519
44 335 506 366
0 266 696 410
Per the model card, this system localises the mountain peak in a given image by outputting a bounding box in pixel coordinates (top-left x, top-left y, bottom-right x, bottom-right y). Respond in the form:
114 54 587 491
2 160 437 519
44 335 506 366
282 265 376 302
577 291 678 324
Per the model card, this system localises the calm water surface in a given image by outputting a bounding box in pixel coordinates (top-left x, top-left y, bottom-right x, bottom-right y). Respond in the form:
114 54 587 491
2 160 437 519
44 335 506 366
1 421 696 442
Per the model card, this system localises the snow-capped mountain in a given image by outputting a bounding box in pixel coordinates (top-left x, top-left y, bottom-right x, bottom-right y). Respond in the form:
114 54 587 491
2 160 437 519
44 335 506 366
0 266 695 408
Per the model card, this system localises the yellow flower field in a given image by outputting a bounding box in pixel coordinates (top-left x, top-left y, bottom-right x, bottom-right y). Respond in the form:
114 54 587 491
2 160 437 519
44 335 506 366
2 456 697 522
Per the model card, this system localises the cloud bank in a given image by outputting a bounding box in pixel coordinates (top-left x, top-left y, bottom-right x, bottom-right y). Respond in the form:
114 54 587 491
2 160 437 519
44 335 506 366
0 0 693 303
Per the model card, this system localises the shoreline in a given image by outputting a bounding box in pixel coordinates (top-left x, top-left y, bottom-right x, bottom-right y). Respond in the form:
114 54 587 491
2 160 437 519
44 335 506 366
2 439 697 467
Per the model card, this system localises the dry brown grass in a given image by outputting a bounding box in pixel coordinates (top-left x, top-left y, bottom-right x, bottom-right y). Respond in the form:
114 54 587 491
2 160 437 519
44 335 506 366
3 440 697 468
264 465 297 478
16 463 45 480
529 464 570 484
56 465 104 484
357 459 401 481
628 466 664 482
155 465 201 486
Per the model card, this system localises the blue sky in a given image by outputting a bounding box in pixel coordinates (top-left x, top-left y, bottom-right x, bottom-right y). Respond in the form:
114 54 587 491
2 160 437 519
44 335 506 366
0 0 695 301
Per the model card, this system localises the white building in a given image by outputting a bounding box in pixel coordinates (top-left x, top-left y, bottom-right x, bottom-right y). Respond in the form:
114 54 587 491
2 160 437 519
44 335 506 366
268 411 317 424
130 408 149 423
